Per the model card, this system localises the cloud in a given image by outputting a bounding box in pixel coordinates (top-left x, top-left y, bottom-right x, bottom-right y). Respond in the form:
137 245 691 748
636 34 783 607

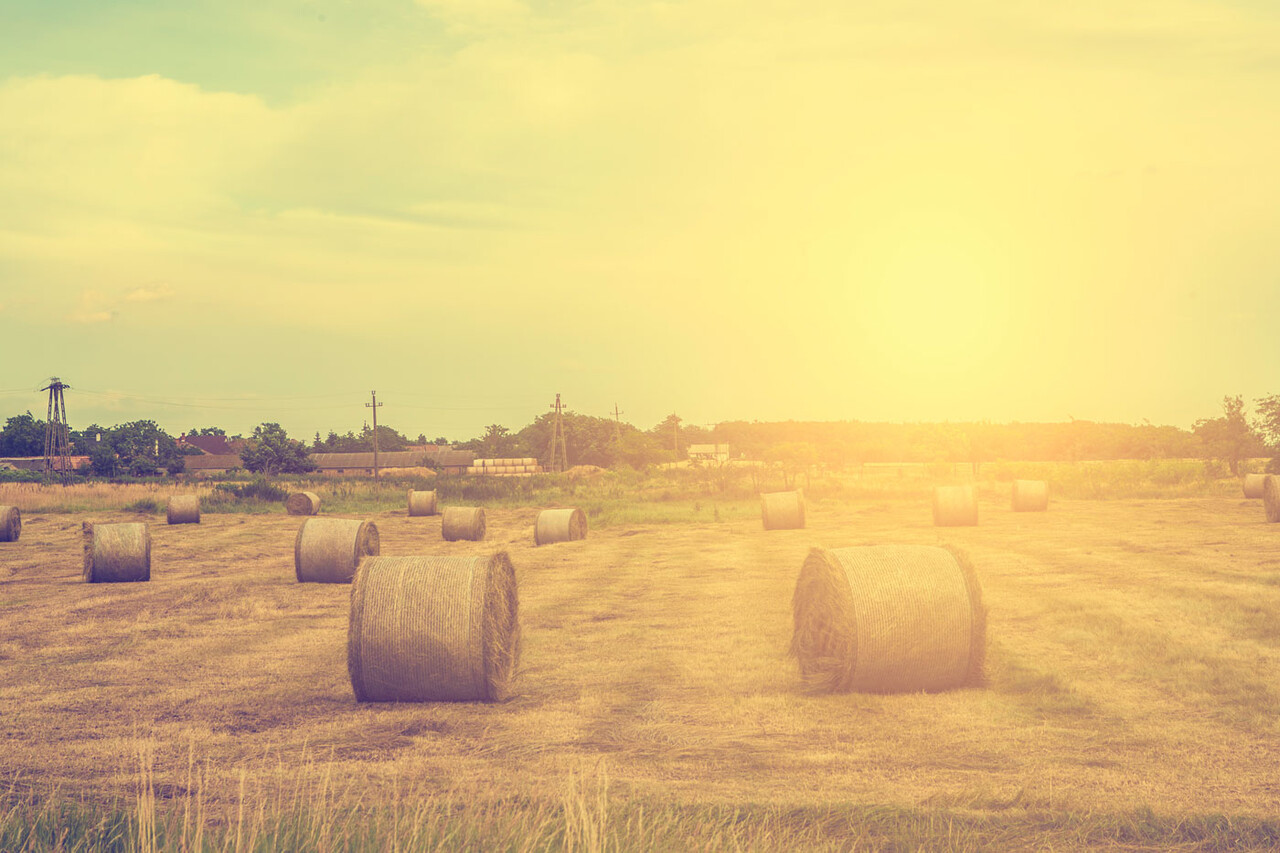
71 290 115 324
124 286 173 303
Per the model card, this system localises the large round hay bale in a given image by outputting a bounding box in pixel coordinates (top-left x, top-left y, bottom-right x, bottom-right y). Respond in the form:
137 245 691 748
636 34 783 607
82 522 151 583
535 508 587 545
294 518 380 583
761 490 805 530
348 553 520 702
286 492 321 516
166 495 200 525
933 485 978 527
407 490 438 517
791 545 985 693
442 506 486 541
1243 474 1267 499
1010 480 1048 512
1264 476 1280 523
0 506 20 542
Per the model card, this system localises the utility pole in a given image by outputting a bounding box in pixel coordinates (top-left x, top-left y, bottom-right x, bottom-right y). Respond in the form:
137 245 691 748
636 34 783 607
41 377 72 480
546 393 568 473
672 415 680 455
366 390 383 479
612 402 623 443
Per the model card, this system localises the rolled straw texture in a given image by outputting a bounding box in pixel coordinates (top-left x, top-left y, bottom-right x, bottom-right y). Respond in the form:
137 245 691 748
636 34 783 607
761 490 805 530
286 492 321 516
166 495 201 525
407 490 438 517
0 505 20 542
82 522 151 583
1264 476 1280 523
294 518 380 583
1243 474 1267 499
1010 480 1049 512
933 485 978 527
534 508 587 546
791 545 986 693
348 553 520 702
442 507 486 541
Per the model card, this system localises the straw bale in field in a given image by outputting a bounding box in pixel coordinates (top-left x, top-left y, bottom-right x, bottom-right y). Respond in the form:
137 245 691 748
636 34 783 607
534 508 587 545
166 495 200 525
791 545 985 693
933 485 977 526
1264 476 1280 523
286 492 321 515
1010 480 1049 512
408 489 438 517
294 518 380 583
348 553 519 702
442 506 486 541
1243 474 1267 499
82 522 151 583
0 505 19 542
761 490 805 530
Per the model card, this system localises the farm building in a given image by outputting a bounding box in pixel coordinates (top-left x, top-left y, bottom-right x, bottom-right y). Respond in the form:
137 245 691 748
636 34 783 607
309 451 431 475
176 434 246 456
434 449 476 475
181 454 244 476
687 444 731 464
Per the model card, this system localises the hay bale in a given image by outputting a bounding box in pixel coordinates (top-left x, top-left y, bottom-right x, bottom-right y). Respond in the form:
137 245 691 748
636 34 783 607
166 494 200 525
791 545 985 693
286 491 321 516
294 518 380 583
407 490 438 517
442 506 486 541
0 505 20 542
535 508 587 545
82 522 151 583
348 553 520 702
1264 476 1280 523
1010 480 1048 512
1244 474 1267 499
761 490 805 530
933 485 977 526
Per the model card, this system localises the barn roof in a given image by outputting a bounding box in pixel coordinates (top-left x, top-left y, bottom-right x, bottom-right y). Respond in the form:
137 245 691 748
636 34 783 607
433 449 475 467
309 451 429 469
182 454 243 470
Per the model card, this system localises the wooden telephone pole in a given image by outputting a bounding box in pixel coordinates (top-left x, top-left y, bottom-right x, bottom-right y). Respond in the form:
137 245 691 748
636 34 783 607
41 377 73 480
612 402 623 443
366 390 383 478
547 393 569 473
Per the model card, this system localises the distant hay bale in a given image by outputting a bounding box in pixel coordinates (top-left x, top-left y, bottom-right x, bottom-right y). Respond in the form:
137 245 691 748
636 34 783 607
1244 474 1267 499
82 522 151 583
348 553 520 702
286 492 321 516
166 495 200 525
1010 480 1049 512
933 485 978 527
407 490 438 517
442 507 486 541
791 545 986 693
761 490 805 530
0 506 20 542
535 508 587 545
294 518 380 583
1264 476 1280 523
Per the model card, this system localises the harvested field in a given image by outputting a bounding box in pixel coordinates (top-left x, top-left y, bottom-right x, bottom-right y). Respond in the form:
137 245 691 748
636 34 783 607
2 494 1280 847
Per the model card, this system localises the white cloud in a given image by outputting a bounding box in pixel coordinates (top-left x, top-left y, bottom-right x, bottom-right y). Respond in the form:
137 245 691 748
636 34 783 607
70 290 115 324
124 286 173 303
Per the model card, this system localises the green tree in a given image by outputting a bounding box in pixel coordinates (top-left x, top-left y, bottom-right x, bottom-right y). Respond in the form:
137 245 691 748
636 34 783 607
1193 395 1265 476
1 412 45 456
240 423 316 474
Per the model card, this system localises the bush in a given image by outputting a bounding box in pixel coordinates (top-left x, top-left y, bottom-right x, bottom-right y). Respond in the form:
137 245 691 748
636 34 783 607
214 478 288 502
123 498 159 514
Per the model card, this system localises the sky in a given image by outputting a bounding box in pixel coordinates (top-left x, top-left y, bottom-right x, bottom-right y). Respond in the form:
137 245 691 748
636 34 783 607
1 0 1278 442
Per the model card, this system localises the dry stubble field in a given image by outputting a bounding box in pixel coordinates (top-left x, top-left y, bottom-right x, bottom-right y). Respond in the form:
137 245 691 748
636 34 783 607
2 490 1280 848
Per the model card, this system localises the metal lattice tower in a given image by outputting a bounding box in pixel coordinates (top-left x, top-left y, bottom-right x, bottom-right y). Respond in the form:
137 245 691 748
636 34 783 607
41 377 73 479
546 393 569 473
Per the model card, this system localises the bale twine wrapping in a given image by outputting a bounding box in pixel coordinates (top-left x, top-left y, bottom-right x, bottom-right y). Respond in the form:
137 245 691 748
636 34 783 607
294 518 380 583
933 485 978 527
1264 476 1280 523
1010 480 1049 512
0 506 19 542
1243 474 1267 499
791 545 986 693
442 507 486 541
286 491 321 516
348 553 520 702
534 508 587 545
166 495 200 525
761 490 805 530
82 522 151 583
407 490 438 517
